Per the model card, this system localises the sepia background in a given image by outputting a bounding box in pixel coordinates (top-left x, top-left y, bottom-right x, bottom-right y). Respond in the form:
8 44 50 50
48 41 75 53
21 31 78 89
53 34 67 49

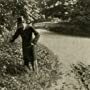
0 0 90 90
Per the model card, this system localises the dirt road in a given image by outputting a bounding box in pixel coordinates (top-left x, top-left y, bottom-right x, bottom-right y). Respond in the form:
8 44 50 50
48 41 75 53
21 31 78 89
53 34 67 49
37 29 90 66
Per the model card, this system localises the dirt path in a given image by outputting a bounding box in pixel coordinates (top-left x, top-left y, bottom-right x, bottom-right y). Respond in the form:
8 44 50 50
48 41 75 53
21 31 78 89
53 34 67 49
37 29 90 66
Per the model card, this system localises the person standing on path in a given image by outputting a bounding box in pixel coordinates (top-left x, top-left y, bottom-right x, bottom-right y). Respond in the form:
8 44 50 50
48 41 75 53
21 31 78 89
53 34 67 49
10 17 40 71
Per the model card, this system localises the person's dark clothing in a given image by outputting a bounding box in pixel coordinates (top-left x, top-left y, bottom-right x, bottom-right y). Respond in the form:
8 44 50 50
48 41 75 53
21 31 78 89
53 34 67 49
11 24 39 47
23 45 35 70
10 24 40 70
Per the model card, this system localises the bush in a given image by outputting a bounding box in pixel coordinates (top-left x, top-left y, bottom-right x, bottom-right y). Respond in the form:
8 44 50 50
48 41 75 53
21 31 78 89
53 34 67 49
0 40 61 90
71 62 90 90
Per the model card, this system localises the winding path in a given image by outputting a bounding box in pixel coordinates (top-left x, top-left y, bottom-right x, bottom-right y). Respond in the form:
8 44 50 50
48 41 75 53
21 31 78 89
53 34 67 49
37 29 90 66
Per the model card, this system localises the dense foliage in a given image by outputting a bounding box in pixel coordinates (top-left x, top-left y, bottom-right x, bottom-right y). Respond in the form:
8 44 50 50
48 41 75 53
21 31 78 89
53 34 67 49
71 0 90 30
71 62 90 90
0 0 41 33
0 0 89 33
38 0 90 23
38 0 77 20
0 40 62 90
36 0 90 31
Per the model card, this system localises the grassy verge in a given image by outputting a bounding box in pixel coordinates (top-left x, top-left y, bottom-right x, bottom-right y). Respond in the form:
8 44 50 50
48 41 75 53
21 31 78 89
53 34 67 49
0 41 61 90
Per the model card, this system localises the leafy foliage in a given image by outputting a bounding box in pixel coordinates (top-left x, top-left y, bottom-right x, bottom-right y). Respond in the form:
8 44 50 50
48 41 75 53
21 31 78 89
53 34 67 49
0 38 62 90
38 0 77 20
37 0 90 30
71 62 90 90
71 0 90 29
38 0 90 28
0 0 41 33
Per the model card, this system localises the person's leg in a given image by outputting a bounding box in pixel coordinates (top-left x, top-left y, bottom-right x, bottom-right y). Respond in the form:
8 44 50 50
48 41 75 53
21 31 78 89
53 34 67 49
23 48 31 70
24 58 30 70
31 60 35 71
34 59 39 75
29 45 35 71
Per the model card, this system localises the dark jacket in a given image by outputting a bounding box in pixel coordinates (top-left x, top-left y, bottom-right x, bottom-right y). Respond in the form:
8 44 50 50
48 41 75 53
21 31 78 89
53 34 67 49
10 24 40 48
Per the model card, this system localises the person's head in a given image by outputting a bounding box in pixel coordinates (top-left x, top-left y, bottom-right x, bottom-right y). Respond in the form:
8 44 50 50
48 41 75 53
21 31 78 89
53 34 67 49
17 16 22 23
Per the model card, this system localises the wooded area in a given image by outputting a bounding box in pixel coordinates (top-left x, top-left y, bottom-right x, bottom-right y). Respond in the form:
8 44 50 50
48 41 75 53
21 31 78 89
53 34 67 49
0 0 90 33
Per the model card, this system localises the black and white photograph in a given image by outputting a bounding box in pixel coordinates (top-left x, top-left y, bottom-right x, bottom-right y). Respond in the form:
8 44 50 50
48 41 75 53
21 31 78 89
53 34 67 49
0 0 90 90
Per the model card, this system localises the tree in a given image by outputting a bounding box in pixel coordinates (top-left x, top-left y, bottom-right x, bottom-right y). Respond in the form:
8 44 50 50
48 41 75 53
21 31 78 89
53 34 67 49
0 0 26 31
71 0 90 30
0 0 41 33
37 0 77 20
37 0 90 30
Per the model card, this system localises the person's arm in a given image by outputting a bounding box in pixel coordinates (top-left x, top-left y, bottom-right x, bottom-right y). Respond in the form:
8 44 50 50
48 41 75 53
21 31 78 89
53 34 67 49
31 27 40 45
10 29 20 43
